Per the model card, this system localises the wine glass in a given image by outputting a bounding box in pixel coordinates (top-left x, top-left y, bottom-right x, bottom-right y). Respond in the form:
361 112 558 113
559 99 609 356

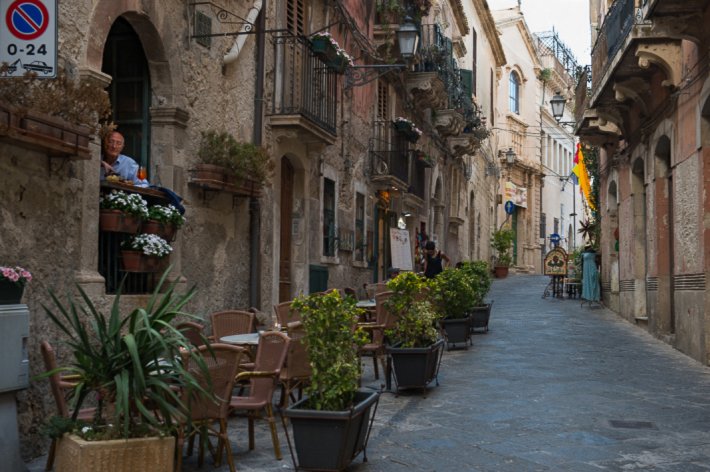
137 166 147 181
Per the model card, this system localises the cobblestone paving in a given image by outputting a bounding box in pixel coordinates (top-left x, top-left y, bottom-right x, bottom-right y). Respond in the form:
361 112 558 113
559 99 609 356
29 275 710 471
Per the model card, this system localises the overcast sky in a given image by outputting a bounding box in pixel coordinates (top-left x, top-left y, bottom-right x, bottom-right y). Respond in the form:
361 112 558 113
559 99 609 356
488 0 592 65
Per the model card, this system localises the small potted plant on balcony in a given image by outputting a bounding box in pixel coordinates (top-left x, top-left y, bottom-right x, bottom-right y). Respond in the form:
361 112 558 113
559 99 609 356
190 130 273 197
492 228 515 278
0 265 32 305
40 273 210 472
142 204 185 242
429 268 475 349
308 32 354 73
284 290 379 471
99 190 149 234
414 150 435 168
0 69 111 159
393 117 423 143
120 233 173 272
384 272 444 392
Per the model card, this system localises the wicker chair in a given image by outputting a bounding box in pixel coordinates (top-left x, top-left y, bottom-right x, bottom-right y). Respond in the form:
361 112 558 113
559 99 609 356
176 321 207 347
229 331 290 460
273 300 300 327
40 341 96 472
278 321 312 408
210 310 256 341
176 343 246 472
358 291 394 380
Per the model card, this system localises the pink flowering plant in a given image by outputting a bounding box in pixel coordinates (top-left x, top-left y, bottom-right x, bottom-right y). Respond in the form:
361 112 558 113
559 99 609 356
1 266 32 286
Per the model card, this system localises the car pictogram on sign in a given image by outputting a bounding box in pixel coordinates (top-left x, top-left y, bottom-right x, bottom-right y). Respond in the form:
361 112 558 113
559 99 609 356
22 59 51 74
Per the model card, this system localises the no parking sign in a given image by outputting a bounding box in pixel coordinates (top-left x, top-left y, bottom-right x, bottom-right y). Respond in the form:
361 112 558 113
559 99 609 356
0 0 56 78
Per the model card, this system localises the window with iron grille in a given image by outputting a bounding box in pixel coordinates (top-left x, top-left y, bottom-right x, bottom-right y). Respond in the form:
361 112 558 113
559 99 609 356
355 192 365 262
323 178 336 257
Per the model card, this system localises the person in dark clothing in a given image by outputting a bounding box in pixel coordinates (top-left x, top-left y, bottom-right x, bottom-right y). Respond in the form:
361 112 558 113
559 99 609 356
423 240 450 278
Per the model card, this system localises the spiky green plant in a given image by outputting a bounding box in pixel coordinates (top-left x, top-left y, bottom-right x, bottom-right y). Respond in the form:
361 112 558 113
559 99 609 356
40 270 211 438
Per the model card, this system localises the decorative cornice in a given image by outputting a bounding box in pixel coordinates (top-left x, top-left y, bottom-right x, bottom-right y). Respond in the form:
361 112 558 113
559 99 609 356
449 0 470 36
150 107 190 129
473 0 506 67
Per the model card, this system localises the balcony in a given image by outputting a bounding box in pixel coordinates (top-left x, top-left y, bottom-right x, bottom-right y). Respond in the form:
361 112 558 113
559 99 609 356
268 35 338 145
370 121 410 189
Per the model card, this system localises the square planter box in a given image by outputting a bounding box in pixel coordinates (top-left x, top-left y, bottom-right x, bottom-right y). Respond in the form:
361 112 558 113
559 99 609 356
284 390 380 471
440 317 471 349
54 434 174 472
469 303 493 333
386 339 444 392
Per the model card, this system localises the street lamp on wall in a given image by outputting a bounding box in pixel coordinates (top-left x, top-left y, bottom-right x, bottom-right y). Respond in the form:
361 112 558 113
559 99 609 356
550 91 576 127
504 147 516 181
345 16 419 89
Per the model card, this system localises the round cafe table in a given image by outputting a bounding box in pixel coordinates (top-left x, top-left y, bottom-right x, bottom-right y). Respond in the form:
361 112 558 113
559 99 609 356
220 332 260 346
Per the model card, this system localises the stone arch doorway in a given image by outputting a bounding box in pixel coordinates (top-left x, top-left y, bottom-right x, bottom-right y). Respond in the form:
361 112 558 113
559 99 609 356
631 157 647 318
102 17 151 169
654 135 674 333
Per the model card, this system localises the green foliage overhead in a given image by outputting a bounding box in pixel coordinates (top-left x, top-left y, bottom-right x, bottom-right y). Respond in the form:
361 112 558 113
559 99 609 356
291 290 367 411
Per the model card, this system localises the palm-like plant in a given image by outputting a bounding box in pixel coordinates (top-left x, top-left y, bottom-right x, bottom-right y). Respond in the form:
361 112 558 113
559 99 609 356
578 218 599 249
41 271 210 438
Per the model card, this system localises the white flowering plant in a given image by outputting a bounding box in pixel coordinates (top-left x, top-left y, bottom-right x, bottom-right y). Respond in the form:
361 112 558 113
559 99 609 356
394 117 423 136
147 204 186 228
0 266 32 286
122 234 173 258
310 32 354 67
100 190 149 219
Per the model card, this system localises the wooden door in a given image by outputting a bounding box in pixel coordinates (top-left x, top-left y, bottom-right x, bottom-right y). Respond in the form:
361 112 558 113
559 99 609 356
279 157 294 302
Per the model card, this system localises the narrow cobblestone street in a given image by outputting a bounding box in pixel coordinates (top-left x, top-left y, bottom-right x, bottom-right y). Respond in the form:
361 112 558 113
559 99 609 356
29 275 710 471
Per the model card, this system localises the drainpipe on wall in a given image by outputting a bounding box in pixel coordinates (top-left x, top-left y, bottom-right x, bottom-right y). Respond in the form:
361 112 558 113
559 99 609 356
223 0 264 65
249 0 267 309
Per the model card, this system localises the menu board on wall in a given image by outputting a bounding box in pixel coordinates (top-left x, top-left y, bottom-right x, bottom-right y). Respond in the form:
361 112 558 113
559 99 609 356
389 228 413 271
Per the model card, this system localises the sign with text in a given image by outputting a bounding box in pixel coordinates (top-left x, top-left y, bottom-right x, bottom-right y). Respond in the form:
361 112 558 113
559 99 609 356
389 228 413 272
543 246 568 276
0 0 56 78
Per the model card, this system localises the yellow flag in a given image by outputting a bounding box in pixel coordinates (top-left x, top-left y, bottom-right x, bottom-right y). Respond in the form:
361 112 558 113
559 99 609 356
573 143 595 211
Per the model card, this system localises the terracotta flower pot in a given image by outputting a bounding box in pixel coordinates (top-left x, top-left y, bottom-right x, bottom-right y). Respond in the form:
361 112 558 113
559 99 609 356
142 220 177 242
120 251 167 273
100 209 141 234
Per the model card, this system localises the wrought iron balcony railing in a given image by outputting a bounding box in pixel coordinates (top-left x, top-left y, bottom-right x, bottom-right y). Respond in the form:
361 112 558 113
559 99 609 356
270 35 338 136
590 0 635 93
370 121 411 185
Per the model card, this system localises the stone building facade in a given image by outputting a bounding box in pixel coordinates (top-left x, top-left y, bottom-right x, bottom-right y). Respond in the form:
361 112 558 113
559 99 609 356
578 0 710 364
0 0 507 460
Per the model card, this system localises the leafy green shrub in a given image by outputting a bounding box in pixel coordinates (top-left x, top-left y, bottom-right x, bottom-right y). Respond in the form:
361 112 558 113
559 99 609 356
197 130 274 185
459 260 492 306
291 290 367 411
492 228 515 267
384 272 441 348
429 268 475 319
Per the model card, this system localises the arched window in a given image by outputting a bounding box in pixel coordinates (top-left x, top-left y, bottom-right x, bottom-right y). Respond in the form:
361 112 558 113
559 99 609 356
509 71 520 114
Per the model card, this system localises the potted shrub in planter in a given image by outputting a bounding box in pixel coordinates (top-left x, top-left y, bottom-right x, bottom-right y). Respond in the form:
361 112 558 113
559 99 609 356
384 272 444 393
0 265 31 305
142 204 185 242
99 190 149 234
0 69 111 159
393 117 423 143
429 268 475 349
120 233 173 272
40 273 210 472
190 130 273 197
492 228 515 278
459 261 494 333
284 290 379 471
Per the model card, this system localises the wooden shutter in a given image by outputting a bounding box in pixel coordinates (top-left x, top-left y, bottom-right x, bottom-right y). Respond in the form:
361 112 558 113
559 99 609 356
377 81 389 119
460 69 473 98
286 0 305 36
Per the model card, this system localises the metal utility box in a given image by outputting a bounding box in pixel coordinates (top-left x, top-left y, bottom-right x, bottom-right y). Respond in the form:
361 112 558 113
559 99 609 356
0 304 29 392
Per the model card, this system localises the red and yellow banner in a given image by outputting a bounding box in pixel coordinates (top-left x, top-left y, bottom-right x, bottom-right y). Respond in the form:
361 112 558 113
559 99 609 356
573 143 595 211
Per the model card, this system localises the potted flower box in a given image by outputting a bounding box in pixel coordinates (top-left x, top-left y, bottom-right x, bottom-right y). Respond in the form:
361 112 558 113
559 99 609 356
0 266 31 305
142 204 185 242
309 33 353 74
99 190 149 234
120 234 172 273
393 117 422 144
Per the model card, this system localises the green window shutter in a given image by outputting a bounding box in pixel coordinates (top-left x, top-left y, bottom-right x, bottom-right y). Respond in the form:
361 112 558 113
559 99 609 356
460 69 473 98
